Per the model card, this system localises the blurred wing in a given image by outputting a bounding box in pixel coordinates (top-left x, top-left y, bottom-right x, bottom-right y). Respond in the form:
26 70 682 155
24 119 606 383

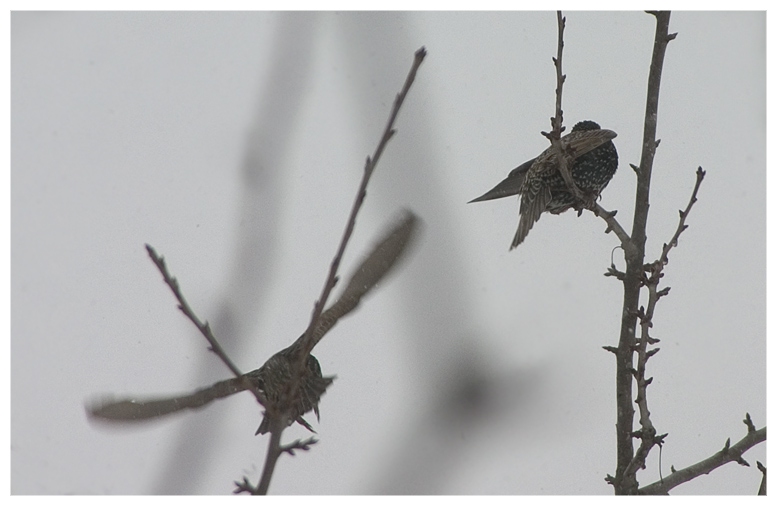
87 377 246 423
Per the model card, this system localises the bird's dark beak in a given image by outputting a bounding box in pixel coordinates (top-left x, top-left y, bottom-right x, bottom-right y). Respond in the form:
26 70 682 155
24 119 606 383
468 158 534 203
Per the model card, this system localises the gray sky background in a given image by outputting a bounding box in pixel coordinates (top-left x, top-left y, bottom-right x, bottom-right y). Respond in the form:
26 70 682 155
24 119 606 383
11 11 766 494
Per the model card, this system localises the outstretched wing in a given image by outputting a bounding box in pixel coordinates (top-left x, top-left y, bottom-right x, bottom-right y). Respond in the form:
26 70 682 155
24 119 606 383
87 377 246 422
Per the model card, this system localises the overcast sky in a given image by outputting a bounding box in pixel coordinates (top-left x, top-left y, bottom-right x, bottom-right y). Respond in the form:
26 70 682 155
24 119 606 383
11 11 766 495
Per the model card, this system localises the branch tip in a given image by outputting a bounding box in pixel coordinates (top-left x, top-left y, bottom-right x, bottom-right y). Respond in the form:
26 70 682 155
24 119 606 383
743 413 756 433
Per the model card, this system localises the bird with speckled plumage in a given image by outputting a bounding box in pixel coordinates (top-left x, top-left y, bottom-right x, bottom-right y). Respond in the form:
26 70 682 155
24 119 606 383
470 120 618 249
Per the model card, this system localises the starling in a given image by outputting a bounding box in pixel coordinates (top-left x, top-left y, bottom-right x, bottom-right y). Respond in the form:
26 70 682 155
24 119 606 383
470 120 618 249
246 343 334 435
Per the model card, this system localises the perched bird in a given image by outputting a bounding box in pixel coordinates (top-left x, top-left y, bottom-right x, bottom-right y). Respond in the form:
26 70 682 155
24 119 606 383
470 120 618 249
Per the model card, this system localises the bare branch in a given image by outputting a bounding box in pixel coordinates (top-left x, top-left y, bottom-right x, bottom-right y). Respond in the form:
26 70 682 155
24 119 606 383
631 12 676 254
744 412 756 433
233 477 256 495
299 47 426 356
235 430 318 495
757 461 766 495
541 11 584 202
619 167 706 481
551 11 566 133
144 244 266 406
610 11 674 495
280 437 318 456
254 417 285 495
300 210 419 355
658 167 706 266
638 426 766 494
593 204 632 250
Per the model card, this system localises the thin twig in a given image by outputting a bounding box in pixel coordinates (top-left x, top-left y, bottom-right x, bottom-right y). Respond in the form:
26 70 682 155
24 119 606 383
300 211 418 354
756 461 766 495
658 167 706 266
593 204 632 248
744 413 756 433
298 47 427 358
255 417 285 494
233 416 285 495
541 11 583 201
280 437 318 456
623 277 662 478
145 244 266 406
